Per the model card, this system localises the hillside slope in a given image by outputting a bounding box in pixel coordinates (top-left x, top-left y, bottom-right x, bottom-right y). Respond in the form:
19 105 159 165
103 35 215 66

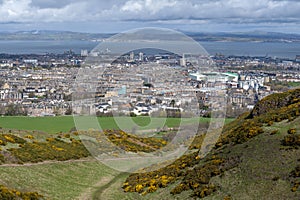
121 88 300 199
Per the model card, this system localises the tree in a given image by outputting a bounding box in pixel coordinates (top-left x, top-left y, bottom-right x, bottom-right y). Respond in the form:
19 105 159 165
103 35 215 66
5 104 27 116
65 107 73 115
156 98 162 104
170 100 175 108
143 83 153 88
28 92 35 98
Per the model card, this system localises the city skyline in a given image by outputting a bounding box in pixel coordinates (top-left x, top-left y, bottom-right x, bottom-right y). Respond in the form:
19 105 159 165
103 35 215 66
0 0 300 33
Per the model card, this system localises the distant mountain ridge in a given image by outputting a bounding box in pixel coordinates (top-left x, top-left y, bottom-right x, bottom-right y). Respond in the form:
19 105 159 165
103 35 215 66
0 30 113 41
1 30 300 42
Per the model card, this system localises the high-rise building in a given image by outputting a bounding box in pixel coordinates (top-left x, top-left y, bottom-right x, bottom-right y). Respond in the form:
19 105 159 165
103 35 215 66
139 52 143 61
180 54 186 66
130 52 134 61
81 49 88 57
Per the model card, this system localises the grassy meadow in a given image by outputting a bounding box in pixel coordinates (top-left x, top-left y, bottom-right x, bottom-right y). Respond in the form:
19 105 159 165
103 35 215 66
0 116 234 133
0 115 234 199
0 159 117 200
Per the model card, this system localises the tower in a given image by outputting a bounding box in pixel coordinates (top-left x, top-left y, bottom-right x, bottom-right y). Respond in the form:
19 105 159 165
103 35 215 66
130 52 134 61
139 52 143 61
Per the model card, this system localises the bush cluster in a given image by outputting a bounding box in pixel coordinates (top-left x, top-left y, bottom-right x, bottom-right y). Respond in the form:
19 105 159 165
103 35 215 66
189 133 206 150
103 130 167 153
249 88 300 118
216 121 264 147
291 165 300 178
124 153 227 198
8 138 90 163
257 102 300 124
290 165 300 192
0 134 27 146
0 184 44 199
170 157 224 198
123 151 201 195
281 131 300 147
217 96 300 148
25 134 34 140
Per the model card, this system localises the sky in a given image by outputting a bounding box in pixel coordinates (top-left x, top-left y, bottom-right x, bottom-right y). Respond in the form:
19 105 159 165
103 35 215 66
0 0 300 33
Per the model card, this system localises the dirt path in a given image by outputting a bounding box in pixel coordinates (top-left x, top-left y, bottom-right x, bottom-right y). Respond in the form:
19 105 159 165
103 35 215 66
75 176 115 200
92 172 127 200
0 157 94 167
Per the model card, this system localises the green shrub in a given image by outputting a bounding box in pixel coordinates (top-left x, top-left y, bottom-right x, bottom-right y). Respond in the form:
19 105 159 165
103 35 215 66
103 130 167 153
288 128 297 135
282 134 300 147
0 134 27 145
0 184 44 199
8 139 90 163
270 130 279 135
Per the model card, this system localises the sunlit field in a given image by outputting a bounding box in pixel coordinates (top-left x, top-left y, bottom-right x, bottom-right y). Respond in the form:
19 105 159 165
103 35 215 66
0 116 234 133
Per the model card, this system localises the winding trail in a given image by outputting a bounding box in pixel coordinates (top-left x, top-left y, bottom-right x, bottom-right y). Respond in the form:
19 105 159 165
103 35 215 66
75 176 114 200
92 172 128 200
0 157 93 167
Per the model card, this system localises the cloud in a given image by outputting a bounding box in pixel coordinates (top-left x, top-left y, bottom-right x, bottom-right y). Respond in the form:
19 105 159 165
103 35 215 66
121 0 176 14
0 0 300 32
30 0 75 9
116 0 300 22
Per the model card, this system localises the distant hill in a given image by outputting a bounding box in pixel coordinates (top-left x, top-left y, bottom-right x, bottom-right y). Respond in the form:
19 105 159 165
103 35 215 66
0 30 113 41
122 88 300 199
1 30 300 42
186 31 300 42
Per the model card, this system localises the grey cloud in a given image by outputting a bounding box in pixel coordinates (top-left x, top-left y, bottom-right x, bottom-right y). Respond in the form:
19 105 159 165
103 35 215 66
114 0 300 23
0 0 300 27
30 0 122 9
30 0 76 9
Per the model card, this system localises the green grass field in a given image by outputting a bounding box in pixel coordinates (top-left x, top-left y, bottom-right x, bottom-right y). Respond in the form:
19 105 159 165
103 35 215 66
0 159 184 200
0 116 233 199
288 82 300 88
0 117 298 200
0 159 117 200
0 116 234 134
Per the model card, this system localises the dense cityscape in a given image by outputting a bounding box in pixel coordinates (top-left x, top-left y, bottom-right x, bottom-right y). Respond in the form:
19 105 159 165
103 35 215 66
0 50 299 117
